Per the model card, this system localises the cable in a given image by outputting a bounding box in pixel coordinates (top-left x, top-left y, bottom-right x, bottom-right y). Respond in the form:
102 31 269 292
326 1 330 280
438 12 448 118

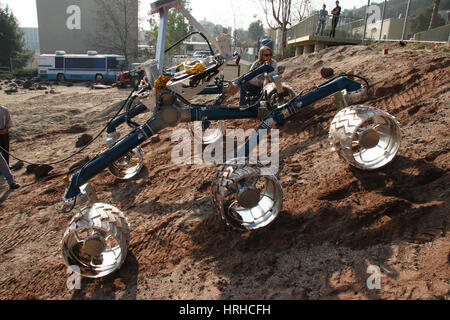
165 31 214 56
1 86 140 167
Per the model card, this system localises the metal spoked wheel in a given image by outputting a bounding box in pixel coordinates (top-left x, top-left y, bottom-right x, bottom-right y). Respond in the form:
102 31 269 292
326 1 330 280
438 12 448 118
329 105 401 170
265 83 297 108
61 203 131 278
108 146 144 179
211 159 283 230
188 120 225 145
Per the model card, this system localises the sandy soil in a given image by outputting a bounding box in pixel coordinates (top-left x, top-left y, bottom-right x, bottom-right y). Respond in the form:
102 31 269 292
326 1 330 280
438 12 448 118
0 42 448 300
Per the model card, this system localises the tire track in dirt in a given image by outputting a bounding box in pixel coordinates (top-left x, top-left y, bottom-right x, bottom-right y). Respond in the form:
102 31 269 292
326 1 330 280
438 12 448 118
1 44 449 300
368 57 450 122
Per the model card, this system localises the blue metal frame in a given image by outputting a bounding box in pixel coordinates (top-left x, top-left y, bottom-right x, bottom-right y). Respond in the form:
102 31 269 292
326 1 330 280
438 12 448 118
63 74 364 200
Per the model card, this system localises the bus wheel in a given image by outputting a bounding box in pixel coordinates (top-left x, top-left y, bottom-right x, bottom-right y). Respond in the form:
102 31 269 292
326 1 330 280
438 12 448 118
57 73 65 82
95 74 104 82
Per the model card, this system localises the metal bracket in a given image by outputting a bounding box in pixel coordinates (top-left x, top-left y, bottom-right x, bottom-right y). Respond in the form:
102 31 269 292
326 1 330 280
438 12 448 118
334 91 348 109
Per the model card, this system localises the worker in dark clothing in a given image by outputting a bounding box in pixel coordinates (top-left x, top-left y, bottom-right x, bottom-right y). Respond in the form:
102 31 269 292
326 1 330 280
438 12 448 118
0 105 13 165
329 1 341 38
0 153 19 190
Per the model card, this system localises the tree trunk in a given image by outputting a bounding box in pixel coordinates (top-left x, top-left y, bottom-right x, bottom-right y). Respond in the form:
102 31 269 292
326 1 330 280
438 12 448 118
428 0 441 30
281 25 287 58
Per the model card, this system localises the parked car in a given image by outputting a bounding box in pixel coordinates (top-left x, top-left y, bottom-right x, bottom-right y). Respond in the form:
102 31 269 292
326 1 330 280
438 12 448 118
193 50 211 58
117 63 142 88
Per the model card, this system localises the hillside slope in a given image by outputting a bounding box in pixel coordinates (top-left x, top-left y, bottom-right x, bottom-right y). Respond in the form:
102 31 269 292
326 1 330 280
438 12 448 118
0 42 448 300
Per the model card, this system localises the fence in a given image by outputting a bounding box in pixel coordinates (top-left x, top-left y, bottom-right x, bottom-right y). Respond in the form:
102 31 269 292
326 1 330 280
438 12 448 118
287 14 365 40
287 0 450 43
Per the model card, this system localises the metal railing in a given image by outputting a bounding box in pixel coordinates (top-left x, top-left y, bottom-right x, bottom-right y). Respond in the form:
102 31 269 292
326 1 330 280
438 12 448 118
240 52 257 63
287 13 365 41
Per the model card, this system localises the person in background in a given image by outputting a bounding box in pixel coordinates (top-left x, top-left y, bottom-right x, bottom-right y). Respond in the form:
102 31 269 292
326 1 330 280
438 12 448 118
239 46 278 106
316 4 328 36
329 1 341 38
0 153 19 190
0 105 13 165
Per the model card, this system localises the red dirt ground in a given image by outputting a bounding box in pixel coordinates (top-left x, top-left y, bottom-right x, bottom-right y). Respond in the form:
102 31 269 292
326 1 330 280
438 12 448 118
0 42 448 300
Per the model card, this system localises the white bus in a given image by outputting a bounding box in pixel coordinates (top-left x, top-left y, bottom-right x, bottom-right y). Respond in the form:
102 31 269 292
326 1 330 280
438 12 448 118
38 51 126 82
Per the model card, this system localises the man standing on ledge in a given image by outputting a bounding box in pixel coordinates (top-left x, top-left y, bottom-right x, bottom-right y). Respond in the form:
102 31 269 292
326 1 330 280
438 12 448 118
329 1 341 38
316 4 328 36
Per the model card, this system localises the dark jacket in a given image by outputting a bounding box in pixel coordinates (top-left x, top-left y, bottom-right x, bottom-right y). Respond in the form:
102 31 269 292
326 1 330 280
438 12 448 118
331 6 341 16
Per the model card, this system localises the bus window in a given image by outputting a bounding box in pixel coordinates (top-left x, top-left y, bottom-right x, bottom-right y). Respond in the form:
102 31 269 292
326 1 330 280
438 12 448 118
55 57 64 69
65 58 95 69
94 58 106 69
107 58 118 70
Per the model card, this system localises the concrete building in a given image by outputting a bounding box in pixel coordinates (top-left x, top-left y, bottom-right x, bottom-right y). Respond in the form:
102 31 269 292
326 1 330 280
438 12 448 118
21 27 40 52
36 0 138 61
19 28 40 69
355 18 413 41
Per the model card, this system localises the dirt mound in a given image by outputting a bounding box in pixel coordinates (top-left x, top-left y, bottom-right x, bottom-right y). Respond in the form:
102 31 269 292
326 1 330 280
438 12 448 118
0 43 448 300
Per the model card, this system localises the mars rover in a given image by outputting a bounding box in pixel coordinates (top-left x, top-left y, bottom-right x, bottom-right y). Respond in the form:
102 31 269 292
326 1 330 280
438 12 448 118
61 0 401 278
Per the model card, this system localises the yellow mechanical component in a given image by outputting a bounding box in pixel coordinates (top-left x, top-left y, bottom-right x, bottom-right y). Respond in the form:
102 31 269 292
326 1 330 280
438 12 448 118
176 60 191 70
184 62 205 75
63 175 70 187
346 70 355 80
154 74 173 96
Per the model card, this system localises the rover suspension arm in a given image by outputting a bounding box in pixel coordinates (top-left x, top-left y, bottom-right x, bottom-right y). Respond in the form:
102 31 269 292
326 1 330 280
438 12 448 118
63 76 364 201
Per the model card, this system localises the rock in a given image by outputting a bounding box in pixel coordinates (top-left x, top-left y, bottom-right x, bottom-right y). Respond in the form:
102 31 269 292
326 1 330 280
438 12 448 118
150 134 161 143
75 134 93 148
22 80 33 89
10 161 24 171
92 84 112 90
4 88 18 94
25 164 54 179
63 124 87 134
320 67 334 79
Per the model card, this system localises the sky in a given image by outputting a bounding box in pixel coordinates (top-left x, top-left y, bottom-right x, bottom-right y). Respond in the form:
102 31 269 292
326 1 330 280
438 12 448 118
0 0 374 30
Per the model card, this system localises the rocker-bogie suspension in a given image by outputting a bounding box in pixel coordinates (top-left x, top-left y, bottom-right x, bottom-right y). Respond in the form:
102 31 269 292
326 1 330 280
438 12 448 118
64 75 365 201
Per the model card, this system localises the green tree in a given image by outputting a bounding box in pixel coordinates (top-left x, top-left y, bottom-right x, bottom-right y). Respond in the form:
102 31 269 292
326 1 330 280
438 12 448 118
428 0 441 29
0 6 29 70
146 1 191 55
248 20 265 42
410 6 445 33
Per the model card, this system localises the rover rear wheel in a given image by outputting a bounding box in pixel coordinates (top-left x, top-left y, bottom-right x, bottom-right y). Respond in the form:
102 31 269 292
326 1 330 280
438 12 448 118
329 105 401 170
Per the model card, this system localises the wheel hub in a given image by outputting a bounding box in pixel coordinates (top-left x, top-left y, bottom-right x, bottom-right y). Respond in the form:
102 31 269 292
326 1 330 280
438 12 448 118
237 187 261 208
117 153 132 166
83 234 106 257
359 129 380 149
